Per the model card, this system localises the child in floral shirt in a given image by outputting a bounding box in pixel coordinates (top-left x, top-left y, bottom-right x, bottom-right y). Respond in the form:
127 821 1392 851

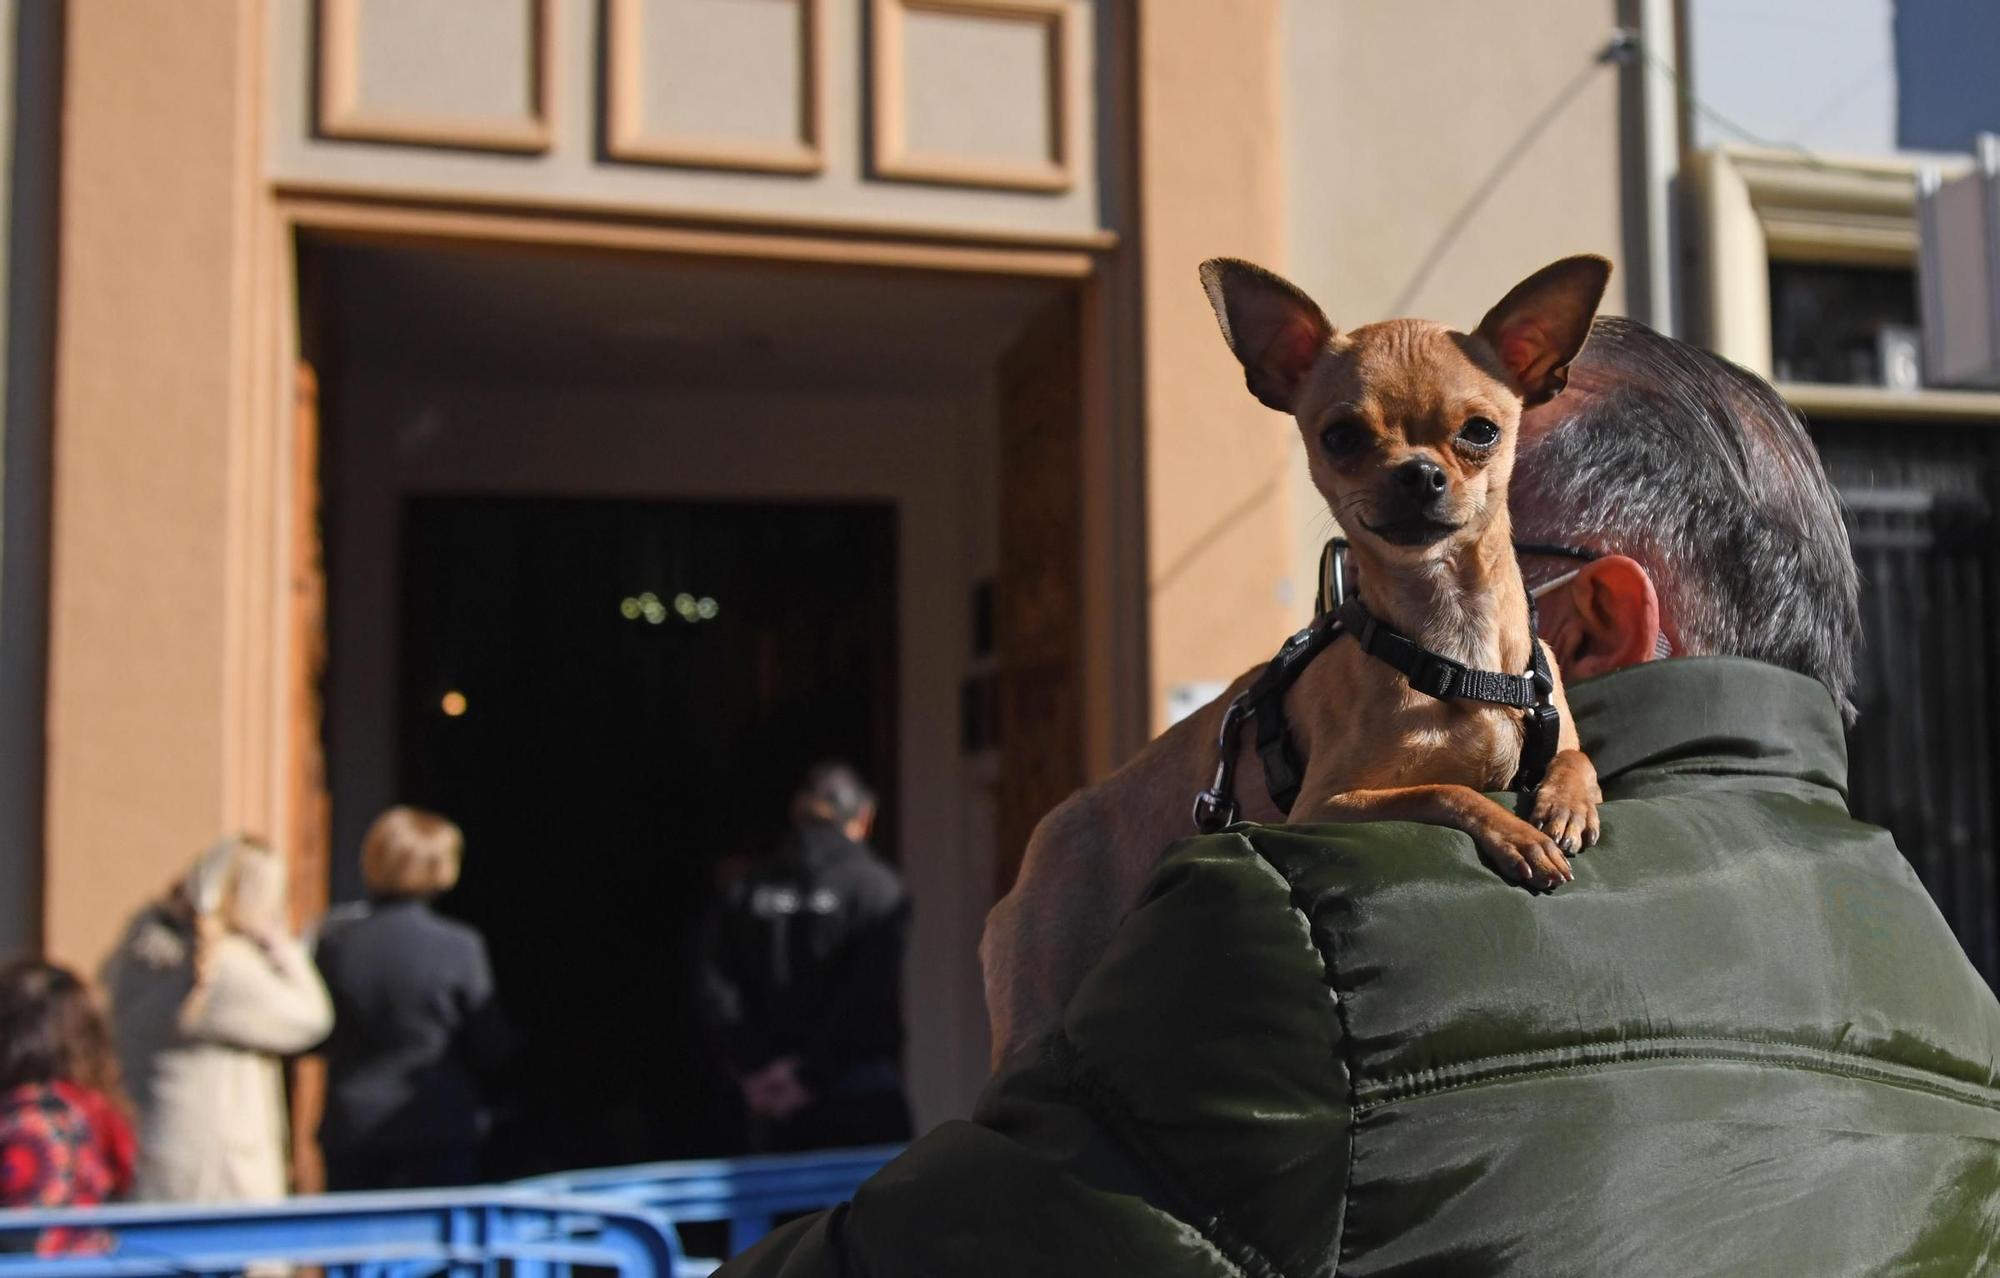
0 961 136 1253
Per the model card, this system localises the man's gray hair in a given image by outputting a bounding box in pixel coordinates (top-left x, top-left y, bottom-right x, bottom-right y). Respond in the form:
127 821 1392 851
1512 317 1861 721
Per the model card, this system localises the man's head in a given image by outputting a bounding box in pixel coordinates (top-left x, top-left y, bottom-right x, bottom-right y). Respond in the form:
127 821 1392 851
792 761 877 842
1511 317 1861 719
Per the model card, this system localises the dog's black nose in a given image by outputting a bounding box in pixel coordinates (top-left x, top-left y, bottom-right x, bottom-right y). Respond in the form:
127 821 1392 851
1394 457 1449 496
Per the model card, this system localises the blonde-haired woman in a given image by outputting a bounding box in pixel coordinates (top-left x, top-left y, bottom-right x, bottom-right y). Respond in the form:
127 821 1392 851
104 836 333 1203
313 806 512 1190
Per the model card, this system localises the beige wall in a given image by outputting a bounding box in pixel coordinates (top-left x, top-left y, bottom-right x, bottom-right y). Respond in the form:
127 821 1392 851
43 1 283 971
1281 1 1630 325
1135 0 1297 727
270 0 1109 243
1279 0 1634 617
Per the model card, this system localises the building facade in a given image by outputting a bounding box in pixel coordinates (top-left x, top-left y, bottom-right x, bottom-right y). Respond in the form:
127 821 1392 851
0 0 1990 1148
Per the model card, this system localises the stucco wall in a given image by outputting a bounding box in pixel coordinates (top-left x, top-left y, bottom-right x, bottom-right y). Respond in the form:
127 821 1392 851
268 0 1110 242
42 1 268 973
1136 0 1296 726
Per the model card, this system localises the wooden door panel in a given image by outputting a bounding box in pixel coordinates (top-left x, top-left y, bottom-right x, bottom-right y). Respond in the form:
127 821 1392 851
995 294 1084 895
287 360 331 1195
289 361 331 930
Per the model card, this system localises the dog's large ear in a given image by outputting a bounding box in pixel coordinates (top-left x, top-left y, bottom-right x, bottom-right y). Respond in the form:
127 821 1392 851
1199 258 1335 413
1474 255 1611 405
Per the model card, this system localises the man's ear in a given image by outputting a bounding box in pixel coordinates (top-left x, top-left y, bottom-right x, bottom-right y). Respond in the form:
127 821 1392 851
1198 258 1336 413
1474 255 1611 406
1547 554 1660 680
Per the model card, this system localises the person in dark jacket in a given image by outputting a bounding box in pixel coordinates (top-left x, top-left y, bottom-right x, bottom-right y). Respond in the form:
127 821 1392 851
311 806 512 1190
700 763 912 1152
716 320 2000 1275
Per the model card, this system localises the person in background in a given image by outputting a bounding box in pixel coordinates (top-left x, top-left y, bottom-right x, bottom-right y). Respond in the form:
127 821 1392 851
0 961 137 1245
699 762 913 1152
104 836 331 1204
312 806 512 1191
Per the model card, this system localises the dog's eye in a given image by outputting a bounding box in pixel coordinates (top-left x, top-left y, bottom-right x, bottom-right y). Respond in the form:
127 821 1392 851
1457 417 1501 449
1320 419 1371 458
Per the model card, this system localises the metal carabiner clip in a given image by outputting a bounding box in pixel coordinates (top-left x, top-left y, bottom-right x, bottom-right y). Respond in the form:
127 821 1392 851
1191 771 1237 833
1191 693 1250 833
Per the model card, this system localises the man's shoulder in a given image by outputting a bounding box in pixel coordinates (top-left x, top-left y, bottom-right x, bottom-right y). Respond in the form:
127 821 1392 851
321 901 482 959
312 900 372 948
835 847 907 913
782 836 905 907
399 905 487 963
1107 795 2000 1102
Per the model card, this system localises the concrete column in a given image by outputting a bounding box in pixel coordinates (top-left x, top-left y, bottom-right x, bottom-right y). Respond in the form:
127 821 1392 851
0 1 62 961
45 0 269 968
1134 0 1295 729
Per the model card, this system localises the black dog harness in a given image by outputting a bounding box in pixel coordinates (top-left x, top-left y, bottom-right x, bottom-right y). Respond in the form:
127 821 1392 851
1190 549 1563 834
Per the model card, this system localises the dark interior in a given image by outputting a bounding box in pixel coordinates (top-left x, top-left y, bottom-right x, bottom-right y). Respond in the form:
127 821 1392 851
396 495 897 1172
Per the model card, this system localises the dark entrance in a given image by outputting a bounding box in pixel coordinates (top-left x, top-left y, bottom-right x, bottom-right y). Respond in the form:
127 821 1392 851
394 496 897 1172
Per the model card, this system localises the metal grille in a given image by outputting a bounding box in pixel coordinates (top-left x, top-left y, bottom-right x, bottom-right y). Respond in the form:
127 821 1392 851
1814 422 2000 985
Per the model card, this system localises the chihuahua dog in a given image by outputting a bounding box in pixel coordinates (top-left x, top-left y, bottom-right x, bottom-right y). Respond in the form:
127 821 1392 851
981 255 1610 1067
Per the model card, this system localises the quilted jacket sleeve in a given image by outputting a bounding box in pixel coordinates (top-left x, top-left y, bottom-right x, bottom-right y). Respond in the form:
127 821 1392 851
722 831 1328 1278
723 794 2000 1278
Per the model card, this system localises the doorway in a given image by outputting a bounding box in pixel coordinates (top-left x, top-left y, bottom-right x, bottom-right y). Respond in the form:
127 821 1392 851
396 498 892 1168
303 234 1092 1150
397 496 895 1168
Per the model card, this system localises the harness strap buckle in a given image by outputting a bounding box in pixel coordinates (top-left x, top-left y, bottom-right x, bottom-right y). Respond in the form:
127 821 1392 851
1513 701 1562 792
1409 651 1466 699
1529 640 1555 698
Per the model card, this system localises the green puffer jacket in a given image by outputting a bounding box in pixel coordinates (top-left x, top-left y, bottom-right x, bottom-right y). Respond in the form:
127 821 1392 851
723 658 2000 1277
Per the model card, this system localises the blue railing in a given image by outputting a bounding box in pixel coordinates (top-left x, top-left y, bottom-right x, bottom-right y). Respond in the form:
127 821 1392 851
0 1191 677 1277
517 1145 901 1258
0 1145 901 1278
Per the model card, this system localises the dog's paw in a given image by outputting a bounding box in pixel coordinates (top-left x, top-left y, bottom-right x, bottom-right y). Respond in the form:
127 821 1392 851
1471 808 1573 889
1529 749 1602 857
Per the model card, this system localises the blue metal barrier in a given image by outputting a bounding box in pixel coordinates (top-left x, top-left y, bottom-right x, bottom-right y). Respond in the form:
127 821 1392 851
516 1144 901 1257
0 1146 901 1278
0 1190 680 1277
